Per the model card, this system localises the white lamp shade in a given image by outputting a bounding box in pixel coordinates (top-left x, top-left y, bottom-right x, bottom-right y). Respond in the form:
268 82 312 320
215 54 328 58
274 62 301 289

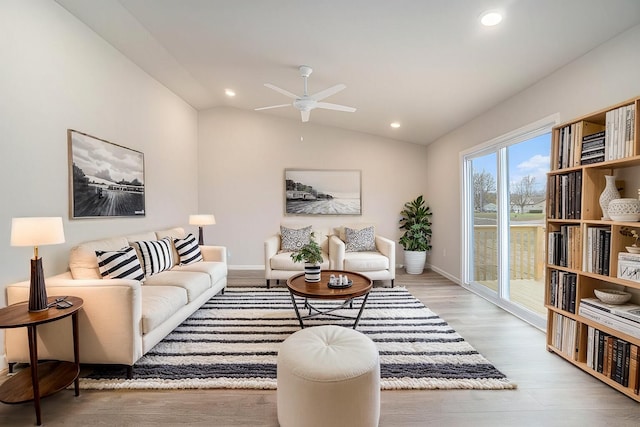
189 214 216 226
11 217 65 246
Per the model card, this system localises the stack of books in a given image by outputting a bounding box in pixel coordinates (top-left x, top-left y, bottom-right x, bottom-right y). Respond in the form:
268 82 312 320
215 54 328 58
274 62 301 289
581 131 605 164
605 104 636 161
617 252 640 283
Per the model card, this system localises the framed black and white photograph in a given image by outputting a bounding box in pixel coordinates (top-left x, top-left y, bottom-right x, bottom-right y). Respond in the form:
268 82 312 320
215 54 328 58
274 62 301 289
68 129 145 219
285 169 361 215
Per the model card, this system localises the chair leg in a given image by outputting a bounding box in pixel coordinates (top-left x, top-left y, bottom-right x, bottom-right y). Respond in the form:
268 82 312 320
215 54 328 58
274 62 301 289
391 279 395 288
266 279 270 289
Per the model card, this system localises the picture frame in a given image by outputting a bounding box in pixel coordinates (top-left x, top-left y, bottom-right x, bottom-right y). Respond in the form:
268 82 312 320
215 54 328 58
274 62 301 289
68 129 145 219
284 169 361 216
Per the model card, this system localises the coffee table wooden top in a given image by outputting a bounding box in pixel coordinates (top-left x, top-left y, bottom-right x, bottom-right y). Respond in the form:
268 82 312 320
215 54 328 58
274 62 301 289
286 270 372 300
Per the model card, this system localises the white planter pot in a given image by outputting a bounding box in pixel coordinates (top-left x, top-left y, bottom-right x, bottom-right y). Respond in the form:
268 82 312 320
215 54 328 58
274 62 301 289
304 263 321 282
404 250 426 275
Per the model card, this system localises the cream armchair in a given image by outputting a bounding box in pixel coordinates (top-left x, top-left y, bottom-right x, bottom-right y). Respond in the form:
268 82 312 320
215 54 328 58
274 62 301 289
264 226 331 288
329 227 395 287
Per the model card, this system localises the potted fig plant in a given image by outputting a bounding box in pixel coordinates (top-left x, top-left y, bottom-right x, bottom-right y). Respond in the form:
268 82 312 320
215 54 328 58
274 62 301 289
399 195 432 274
290 232 324 282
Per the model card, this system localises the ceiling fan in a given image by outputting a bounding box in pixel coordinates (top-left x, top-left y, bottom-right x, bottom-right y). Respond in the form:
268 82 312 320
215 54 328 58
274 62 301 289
255 65 356 122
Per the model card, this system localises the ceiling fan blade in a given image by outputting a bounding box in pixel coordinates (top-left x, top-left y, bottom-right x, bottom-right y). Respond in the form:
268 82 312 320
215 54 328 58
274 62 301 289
311 84 346 101
254 104 290 111
301 110 310 122
315 102 356 113
264 83 298 99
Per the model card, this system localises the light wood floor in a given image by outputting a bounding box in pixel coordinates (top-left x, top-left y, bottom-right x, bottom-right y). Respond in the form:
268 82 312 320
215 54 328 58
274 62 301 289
2 270 640 426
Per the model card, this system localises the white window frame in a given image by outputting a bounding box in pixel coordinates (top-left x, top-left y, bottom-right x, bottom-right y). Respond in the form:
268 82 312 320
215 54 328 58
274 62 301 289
460 114 559 330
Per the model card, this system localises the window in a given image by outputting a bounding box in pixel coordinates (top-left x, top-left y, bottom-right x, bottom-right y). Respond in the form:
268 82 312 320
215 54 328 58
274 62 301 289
461 115 557 329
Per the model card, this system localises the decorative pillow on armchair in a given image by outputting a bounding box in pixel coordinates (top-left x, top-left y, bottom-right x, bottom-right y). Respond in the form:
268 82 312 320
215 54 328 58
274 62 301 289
345 226 376 252
174 233 203 265
280 225 312 252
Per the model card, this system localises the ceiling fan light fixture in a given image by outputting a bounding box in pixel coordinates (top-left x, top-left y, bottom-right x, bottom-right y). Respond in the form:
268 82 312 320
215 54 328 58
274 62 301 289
480 11 503 27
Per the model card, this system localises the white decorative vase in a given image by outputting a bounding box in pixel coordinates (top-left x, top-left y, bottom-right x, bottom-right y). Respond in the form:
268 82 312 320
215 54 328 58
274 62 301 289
599 175 620 220
304 263 321 282
404 250 427 275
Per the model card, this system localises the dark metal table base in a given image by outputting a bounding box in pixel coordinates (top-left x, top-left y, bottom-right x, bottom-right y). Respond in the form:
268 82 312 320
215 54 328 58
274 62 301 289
289 292 370 329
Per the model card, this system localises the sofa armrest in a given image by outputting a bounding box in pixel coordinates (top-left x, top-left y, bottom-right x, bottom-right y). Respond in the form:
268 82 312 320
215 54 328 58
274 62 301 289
5 273 144 365
200 245 227 263
264 235 281 266
329 235 345 270
375 235 396 277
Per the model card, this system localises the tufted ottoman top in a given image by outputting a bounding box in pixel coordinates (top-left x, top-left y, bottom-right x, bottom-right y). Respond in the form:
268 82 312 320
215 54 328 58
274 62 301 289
278 325 379 382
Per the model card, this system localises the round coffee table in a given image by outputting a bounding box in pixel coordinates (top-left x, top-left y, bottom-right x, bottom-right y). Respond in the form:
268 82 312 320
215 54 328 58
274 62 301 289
286 270 373 329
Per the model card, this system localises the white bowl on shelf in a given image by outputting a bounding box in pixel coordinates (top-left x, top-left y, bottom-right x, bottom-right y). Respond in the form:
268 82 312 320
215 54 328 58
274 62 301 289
593 288 632 305
607 198 640 221
626 246 640 254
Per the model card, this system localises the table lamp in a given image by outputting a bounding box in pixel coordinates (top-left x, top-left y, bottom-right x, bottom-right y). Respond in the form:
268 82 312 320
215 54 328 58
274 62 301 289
189 214 216 245
10 217 65 312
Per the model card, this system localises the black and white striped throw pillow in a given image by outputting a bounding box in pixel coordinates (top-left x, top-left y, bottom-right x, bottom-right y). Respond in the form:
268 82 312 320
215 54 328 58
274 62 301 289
174 233 203 265
136 237 174 276
95 246 145 281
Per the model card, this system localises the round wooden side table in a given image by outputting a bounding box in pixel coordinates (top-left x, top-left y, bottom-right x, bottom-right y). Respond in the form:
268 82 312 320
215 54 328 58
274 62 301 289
0 296 83 426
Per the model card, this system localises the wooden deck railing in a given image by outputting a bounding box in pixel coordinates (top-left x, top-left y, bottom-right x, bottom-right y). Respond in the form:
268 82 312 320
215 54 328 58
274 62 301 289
474 224 545 281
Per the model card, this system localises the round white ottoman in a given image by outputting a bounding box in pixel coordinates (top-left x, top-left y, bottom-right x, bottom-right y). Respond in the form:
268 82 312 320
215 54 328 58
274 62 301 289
277 325 380 427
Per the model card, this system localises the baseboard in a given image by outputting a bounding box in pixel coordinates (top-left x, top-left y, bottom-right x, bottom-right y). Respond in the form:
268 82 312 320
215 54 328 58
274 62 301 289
228 265 264 271
428 264 461 285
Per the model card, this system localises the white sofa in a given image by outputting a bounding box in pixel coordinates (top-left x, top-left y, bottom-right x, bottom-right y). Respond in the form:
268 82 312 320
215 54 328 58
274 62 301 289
264 224 395 288
5 227 227 376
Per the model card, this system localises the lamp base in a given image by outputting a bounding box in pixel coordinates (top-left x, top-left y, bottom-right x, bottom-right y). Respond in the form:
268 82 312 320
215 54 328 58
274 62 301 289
198 226 205 246
29 257 49 312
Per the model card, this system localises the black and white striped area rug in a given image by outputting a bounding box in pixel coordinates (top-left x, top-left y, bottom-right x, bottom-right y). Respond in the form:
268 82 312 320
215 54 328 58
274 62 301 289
80 287 516 390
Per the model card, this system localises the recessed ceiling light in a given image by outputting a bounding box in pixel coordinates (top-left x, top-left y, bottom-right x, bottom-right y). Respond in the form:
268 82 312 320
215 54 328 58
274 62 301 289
390 122 401 129
480 11 503 27
225 89 236 97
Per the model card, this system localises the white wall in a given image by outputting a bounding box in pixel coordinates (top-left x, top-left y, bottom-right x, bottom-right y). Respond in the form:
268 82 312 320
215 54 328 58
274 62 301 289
0 0 198 364
425 24 640 283
197 107 429 268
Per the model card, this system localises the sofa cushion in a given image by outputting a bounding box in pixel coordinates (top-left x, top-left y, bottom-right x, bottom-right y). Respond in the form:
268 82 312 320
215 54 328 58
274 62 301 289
143 270 211 302
344 252 389 272
270 252 330 270
96 246 145 281
135 238 174 276
174 234 203 265
280 225 312 252
140 285 188 334
69 236 131 279
345 226 376 252
171 261 227 284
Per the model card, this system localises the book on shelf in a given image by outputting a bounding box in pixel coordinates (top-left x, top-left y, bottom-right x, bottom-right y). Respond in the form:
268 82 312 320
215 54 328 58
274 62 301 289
580 298 640 324
586 325 637 388
579 303 640 340
584 227 610 275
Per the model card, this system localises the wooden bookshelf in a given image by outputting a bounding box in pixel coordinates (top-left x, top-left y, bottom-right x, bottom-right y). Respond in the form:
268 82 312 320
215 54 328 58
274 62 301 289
546 95 640 402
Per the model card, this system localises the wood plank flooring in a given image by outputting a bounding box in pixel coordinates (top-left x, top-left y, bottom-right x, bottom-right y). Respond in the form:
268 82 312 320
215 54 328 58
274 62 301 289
1 269 639 426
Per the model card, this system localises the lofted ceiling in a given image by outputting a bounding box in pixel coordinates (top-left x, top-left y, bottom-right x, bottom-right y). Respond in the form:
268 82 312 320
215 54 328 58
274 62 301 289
55 0 640 145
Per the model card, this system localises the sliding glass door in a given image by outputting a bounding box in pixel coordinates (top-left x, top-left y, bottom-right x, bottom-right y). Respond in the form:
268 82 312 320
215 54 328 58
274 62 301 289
462 118 554 329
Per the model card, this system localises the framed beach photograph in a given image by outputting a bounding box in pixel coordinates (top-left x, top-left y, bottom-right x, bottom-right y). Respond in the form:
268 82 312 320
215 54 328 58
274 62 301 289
68 129 145 219
285 169 361 215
